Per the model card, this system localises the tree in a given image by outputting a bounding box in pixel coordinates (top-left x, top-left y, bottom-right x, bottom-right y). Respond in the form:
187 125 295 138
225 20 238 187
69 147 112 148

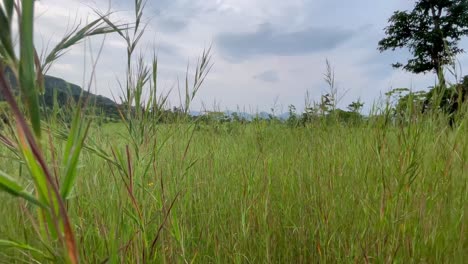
319 93 334 115
378 0 468 81
347 99 364 113
422 75 468 125
287 104 299 127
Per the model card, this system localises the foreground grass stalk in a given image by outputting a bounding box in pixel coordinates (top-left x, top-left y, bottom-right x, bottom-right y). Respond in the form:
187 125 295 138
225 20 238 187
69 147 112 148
0 63 78 263
0 1 126 262
18 0 41 138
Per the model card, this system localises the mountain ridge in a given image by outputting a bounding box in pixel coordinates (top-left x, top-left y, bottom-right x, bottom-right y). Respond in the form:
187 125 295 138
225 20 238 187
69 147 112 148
1 68 119 117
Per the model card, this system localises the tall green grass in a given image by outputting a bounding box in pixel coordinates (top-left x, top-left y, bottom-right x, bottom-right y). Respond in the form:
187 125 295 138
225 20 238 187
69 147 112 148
0 1 124 262
0 0 467 263
1 117 467 263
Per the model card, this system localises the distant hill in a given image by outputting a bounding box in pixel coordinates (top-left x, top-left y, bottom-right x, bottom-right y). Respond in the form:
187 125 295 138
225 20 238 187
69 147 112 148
1 68 119 118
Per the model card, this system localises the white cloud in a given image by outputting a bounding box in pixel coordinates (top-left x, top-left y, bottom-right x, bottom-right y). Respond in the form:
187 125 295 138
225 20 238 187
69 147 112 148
28 0 468 113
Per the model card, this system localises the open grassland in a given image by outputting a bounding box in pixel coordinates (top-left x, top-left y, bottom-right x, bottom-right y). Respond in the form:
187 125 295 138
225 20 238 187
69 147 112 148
1 0 467 262
1 119 466 263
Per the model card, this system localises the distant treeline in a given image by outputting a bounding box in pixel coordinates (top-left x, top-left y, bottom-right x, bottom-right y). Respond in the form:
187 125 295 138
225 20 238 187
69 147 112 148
1 66 467 127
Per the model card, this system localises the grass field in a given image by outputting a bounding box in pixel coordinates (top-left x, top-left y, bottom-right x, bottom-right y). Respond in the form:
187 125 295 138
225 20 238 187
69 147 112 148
1 118 466 263
0 0 467 262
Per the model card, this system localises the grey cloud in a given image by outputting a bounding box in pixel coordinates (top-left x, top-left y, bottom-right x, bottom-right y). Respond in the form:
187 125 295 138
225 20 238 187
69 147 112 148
155 17 189 33
112 0 197 32
112 0 174 12
148 1 212 33
157 42 180 56
361 45 413 79
216 23 355 61
254 70 279 83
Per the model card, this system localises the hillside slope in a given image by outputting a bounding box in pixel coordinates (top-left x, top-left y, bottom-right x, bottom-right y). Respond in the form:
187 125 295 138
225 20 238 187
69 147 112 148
1 68 119 117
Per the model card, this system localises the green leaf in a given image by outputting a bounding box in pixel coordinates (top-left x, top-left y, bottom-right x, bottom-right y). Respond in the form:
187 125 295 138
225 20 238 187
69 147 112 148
19 0 41 137
123 207 143 230
3 0 14 19
42 15 128 73
16 131 52 206
0 4 15 63
60 105 91 199
0 239 51 259
0 170 47 208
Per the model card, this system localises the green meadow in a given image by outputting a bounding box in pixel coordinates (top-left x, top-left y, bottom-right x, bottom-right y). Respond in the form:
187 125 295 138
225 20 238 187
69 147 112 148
0 0 467 263
1 119 467 263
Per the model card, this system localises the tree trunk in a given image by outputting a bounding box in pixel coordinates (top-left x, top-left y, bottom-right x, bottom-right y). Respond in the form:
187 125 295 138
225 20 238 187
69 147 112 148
435 64 446 87
430 5 446 87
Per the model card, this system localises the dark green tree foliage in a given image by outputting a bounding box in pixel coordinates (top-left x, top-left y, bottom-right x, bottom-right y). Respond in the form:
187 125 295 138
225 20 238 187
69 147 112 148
347 100 364 113
286 104 299 127
378 0 468 77
330 109 363 123
423 75 468 114
386 88 428 122
389 76 468 125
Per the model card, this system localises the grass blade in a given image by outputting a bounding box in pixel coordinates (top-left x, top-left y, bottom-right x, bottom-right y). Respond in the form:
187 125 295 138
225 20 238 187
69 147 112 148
0 239 52 259
60 108 91 199
0 170 47 208
0 63 79 264
0 1 16 63
19 0 41 137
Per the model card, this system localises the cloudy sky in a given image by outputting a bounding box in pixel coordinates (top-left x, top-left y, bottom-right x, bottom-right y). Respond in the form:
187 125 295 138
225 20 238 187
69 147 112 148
34 0 468 113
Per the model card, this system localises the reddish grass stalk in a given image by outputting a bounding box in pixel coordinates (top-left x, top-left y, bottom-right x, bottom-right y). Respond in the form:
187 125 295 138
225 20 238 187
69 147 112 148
0 66 78 264
149 190 181 258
